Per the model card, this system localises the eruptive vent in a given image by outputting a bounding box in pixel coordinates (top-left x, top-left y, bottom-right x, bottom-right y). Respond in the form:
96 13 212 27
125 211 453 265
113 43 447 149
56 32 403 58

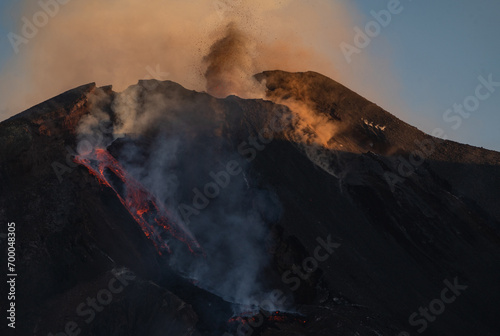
74 148 203 256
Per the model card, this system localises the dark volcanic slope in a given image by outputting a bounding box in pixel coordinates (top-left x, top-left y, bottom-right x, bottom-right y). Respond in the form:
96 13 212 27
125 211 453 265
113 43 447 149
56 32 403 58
1 71 500 336
257 70 500 223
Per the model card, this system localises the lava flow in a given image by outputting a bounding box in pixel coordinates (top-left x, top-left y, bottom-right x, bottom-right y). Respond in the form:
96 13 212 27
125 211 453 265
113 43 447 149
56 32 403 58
227 311 306 328
74 148 204 256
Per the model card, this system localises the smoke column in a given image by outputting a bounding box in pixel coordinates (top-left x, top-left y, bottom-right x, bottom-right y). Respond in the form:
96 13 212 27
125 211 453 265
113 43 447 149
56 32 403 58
0 0 405 120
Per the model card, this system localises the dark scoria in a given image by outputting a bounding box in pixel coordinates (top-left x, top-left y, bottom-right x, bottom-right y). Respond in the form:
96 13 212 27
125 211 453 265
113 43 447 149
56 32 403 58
1 71 500 335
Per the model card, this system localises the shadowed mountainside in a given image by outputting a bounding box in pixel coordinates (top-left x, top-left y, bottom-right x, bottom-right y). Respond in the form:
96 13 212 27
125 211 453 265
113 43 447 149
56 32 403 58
0 71 499 336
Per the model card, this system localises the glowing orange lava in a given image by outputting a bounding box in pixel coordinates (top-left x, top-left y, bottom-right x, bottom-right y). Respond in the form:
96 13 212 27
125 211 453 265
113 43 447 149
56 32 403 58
74 148 204 256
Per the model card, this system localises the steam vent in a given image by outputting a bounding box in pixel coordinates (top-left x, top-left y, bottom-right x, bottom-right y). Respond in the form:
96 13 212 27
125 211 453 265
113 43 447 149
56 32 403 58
1 71 500 336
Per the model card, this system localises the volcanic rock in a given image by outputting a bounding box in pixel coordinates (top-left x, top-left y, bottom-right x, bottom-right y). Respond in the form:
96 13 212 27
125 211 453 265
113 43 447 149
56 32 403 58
1 71 499 336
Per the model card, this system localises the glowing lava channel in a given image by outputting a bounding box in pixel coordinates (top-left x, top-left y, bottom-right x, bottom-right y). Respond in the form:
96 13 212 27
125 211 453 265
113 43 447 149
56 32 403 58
75 148 203 256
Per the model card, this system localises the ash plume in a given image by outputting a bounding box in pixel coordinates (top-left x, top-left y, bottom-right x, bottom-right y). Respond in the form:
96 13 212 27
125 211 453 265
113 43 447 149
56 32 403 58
0 0 406 122
203 22 264 99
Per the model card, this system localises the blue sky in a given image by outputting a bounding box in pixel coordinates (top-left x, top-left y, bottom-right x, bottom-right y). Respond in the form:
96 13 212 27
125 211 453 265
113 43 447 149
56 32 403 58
349 0 500 150
0 0 499 150
0 1 18 72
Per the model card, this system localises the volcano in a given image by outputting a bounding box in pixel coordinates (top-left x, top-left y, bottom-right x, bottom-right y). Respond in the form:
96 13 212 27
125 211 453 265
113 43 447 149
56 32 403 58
1 71 500 336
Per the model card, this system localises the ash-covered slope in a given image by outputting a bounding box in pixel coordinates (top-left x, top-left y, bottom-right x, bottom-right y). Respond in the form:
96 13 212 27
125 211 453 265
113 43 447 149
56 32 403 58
0 71 499 336
257 71 500 223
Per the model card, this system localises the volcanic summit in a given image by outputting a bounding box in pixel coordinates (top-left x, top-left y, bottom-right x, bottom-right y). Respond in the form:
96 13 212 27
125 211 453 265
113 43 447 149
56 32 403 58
1 71 500 336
